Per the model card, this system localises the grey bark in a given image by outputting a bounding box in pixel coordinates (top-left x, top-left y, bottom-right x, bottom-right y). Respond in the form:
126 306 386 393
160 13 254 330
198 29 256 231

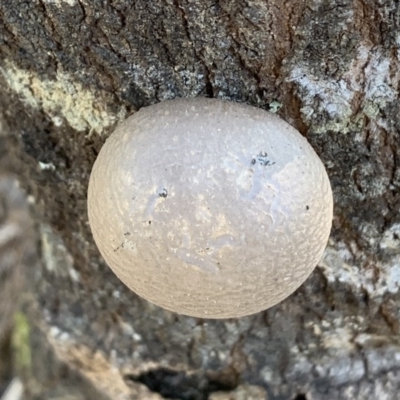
0 0 400 399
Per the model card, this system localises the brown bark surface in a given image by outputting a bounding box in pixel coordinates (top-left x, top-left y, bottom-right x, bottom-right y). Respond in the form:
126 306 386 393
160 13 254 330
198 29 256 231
1 1 400 399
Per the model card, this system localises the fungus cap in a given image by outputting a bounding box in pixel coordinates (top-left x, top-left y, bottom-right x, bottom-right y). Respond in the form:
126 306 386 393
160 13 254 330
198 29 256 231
88 98 333 319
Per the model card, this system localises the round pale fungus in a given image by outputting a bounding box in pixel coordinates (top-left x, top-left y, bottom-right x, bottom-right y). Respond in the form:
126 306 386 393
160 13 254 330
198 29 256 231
88 98 333 318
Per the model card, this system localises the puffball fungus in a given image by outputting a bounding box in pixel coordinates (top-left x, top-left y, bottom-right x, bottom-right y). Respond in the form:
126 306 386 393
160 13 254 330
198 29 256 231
88 98 333 319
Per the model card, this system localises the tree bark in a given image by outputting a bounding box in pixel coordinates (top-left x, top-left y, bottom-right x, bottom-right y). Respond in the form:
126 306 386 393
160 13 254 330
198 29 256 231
1 0 400 399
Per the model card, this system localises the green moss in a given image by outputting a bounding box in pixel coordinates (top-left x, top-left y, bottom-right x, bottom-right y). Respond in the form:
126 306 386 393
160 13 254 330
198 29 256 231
11 312 31 372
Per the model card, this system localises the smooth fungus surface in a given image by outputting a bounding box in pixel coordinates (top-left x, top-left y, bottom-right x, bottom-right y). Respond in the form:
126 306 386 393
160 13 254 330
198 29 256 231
88 98 333 318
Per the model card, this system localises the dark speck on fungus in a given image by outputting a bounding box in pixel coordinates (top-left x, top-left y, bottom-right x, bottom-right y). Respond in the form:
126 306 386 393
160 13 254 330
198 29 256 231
88 98 333 319
158 189 168 198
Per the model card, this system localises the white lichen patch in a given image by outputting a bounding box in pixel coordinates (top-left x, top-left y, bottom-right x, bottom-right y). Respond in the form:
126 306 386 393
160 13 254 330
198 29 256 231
396 34 400 61
38 161 56 171
49 326 71 342
380 223 400 250
322 328 355 351
349 47 398 121
362 51 397 103
43 0 77 7
384 261 400 294
320 242 400 297
305 314 365 352
0 60 126 134
289 66 354 121
288 45 400 133
117 319 137 338
40 224 79 282
260 365 283 385
314 355 366 386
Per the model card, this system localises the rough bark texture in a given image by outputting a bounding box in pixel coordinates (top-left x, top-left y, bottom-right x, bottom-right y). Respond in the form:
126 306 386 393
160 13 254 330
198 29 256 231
0 151 35 398
0 0 400 399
